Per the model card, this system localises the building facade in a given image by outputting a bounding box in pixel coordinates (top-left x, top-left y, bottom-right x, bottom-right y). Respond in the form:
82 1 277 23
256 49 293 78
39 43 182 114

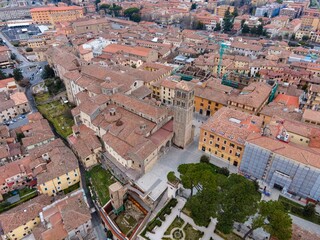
240 137 320 201
30 6 84 24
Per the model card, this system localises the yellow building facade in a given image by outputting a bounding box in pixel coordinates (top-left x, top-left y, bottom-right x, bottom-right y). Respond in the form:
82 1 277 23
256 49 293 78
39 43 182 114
199 129 244 167
30 6 84 24
194 96 225 116
4 217 40 240
38 168 81 196
198 107 263 167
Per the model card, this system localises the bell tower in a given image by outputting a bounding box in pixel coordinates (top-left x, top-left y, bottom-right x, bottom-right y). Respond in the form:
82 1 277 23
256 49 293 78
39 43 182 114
173 81 194 149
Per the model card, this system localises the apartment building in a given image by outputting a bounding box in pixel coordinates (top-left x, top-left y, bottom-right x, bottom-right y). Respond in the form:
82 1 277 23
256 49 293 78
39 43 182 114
21 118 55 152
0 195 51 240
34 189 92 240
215 5 234 17
0 92 30 123
227 82 272 115
27 38 46 49
199 107 263 167
194 79 232 117
302 109 320 126
30 139 80 196
0 46 13 68
306 84 320 110
0 157 32 194
30 5 84 24
68 125 102 169
103 44 158 62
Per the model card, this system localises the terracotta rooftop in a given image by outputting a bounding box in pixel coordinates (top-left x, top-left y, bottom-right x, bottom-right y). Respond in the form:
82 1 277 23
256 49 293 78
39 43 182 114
103 44 154 57
201 107 263 145
0 195 52 234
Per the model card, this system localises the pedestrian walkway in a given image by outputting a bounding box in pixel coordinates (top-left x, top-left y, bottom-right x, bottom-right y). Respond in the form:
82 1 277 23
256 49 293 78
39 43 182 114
145 197 223 240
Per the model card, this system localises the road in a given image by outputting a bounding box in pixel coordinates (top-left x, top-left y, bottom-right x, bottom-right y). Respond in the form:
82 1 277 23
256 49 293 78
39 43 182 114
0 31 29 66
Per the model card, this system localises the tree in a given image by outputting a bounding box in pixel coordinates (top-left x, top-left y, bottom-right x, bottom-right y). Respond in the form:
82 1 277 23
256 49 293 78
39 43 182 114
303 203 316 218
0 69 7 80
95 0 100 5
194 21 205 30
191 3 197 10
42 65 55 79
179 163 260 231
216 174 260 233
109 4 122 17
124 7 139 17
130 13 141 23
99 4 110 12
250 26 257 35
302 35 309 41
243 201 292 240
232 7 238 17
13 68 23 82
200 155 210 164
242 24 250 34
263 12 268 18
257 24 263 35
217 167 229 177
240 19 245 28
214 22 221 31
178 163 211 197
10 53 16 60
276 0 283 3
223 8 233 32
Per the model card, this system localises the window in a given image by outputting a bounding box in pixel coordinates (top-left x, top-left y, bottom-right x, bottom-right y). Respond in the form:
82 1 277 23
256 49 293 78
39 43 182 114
204 131 207 136
229 150 232 154
237 146 242 151
44 188 47 191
217 137 220 141
57 181 61 185
203 138 206 142
222 146 225 150
215 144 219 148
202 146 206 151
210 134 214 139
223 140 227 144
230 143 235 148
209 141 213 145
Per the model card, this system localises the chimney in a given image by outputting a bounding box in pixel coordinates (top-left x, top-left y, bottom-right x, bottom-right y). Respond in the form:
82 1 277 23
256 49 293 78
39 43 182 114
109 108 116 116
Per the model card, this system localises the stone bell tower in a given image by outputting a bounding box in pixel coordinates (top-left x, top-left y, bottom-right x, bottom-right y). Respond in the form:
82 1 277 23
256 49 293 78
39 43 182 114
173 81 194 149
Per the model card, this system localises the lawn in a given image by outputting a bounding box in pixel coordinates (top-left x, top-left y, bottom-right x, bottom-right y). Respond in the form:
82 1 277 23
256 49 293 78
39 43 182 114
279 195 320 225
37 100 74 138
183 223 203 240
34 92 50 103
86 165 115 206
164 217 185 235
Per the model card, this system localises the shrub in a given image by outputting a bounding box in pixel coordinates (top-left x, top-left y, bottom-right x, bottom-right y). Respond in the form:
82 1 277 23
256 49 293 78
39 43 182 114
165 208 172 215
200 155 210 163
25 47 33 52
159 214 166 221
217 167 230 177
303 204 316 218
167 171 177 183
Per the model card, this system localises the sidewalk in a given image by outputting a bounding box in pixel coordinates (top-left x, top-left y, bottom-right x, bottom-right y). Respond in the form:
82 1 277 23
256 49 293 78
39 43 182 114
146 197 223 240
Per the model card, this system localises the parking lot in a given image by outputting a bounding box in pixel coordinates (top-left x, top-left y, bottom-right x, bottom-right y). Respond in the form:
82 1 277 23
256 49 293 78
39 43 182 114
2 25 41 42
2 114 29 130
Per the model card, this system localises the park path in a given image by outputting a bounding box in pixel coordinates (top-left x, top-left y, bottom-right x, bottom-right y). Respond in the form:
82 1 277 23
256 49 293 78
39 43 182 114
146 196 223 240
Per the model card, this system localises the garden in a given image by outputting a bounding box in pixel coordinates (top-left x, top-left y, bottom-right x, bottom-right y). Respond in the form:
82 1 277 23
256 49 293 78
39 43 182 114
0 187 38 213
35 94 74 138
85 165 116 206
